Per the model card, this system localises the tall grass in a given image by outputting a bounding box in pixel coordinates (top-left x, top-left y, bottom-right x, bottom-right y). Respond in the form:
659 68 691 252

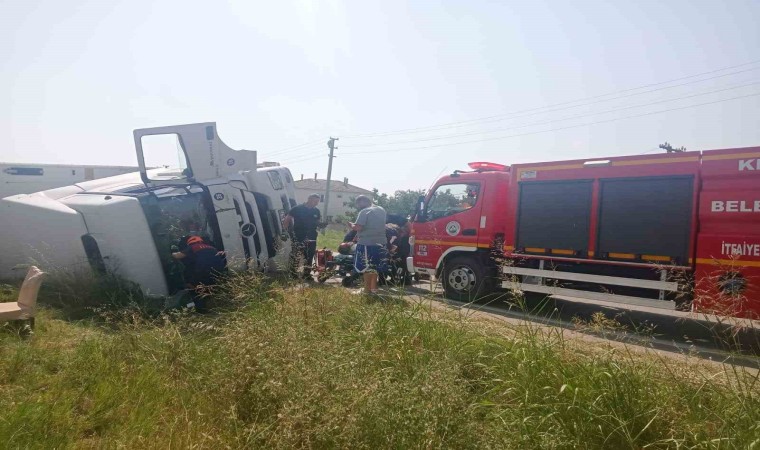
0 270 758 448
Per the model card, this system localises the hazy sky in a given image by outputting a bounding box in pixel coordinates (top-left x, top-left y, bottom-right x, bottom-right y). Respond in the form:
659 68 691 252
3 0 759 193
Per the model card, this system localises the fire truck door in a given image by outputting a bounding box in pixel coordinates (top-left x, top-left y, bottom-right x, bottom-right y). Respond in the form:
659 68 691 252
414 182 484 271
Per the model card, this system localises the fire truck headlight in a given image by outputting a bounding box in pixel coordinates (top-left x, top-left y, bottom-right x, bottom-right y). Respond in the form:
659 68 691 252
718 271 746 296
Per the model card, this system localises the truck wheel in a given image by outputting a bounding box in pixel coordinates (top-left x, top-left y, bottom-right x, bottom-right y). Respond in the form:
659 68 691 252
442 256 490 302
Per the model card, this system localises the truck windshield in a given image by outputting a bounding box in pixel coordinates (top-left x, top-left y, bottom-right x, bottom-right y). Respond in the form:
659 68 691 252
426 183 480 220
138 186 220 294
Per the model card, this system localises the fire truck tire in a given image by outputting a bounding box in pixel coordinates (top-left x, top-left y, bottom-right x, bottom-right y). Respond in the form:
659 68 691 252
442 256 490 302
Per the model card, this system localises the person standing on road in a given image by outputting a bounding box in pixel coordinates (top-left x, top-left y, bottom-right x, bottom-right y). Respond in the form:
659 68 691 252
349 195 387 294
283 193 322 280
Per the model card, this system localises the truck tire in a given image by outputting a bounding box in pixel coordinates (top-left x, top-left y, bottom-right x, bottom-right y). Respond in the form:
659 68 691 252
442 256 491 302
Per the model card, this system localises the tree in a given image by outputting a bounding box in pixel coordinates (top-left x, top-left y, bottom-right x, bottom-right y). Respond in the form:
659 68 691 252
343 188 427 221
384 189 427 216
428 188 461 210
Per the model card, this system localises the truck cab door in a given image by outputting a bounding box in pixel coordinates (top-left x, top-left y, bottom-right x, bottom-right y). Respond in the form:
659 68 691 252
133 122 256 186
205 184 252 270
412 182 485 275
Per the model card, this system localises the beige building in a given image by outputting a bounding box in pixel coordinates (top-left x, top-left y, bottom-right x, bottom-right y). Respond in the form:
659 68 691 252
294 176 373 221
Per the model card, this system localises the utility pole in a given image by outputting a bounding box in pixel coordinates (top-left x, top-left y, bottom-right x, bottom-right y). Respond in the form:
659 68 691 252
322 137 338 233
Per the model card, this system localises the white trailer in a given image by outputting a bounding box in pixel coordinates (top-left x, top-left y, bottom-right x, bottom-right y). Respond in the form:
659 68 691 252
0 123 297 297
0 163 138 199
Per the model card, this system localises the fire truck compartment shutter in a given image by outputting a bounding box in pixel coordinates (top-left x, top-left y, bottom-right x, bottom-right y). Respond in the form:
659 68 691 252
516 180 593 253
597 176 693 264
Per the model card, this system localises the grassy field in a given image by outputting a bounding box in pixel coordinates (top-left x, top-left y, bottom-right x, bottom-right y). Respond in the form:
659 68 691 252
1 272 759 449
317 227 346 251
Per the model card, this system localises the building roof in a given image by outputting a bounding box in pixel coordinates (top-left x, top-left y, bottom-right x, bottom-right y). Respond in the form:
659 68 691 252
295 178 373 194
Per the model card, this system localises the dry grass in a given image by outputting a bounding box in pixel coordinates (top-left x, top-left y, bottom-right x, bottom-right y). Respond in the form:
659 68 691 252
0 270 758 449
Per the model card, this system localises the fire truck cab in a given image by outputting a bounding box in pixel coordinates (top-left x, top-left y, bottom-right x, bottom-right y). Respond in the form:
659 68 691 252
410 162 510 300
409 148 760 318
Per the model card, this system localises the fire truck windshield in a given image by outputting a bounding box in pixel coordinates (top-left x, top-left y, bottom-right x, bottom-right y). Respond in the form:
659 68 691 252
426 183 480 220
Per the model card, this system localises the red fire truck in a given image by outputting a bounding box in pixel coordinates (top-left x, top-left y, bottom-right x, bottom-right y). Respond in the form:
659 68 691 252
408 146 760 318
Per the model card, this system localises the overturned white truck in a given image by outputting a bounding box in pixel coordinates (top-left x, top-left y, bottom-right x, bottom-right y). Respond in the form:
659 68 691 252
0 123 297 296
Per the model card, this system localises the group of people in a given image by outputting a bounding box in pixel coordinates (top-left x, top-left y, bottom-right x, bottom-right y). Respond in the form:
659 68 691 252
169 192 408 306
284 193 409 295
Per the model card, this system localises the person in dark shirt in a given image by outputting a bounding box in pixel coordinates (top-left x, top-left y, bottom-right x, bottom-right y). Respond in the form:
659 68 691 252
283 193 322 280
172 235 226 310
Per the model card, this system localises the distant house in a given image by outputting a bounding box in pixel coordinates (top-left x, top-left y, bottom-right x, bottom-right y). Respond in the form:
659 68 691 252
294 176 373 220
1 162 139 199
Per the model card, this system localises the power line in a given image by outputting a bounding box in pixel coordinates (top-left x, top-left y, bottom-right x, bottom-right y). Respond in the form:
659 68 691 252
339 80 760 148
267 144 319 158
261 145 323 163
342 60 760 139
272 146 320 158
266 139 326 158
260 60 760 161
340 91 760 155
278 153 325 164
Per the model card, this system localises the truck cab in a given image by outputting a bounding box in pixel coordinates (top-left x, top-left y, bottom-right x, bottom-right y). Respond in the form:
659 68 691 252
0 123 296 297
410 162 511 301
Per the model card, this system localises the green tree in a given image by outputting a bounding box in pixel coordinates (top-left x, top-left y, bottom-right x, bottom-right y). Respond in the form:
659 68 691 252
385 189 427 216
343 188 427 220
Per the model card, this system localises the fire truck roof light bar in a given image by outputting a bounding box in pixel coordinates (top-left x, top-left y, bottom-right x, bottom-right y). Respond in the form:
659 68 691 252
468 162 510 172
583 159 611 167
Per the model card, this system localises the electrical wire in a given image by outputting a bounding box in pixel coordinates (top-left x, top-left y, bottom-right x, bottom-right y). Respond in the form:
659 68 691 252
339 80 760 148
340 91 760 155
259 60 760 161
278 153 326 164
342 60 760 139
261 145 324 162
266 142 323 158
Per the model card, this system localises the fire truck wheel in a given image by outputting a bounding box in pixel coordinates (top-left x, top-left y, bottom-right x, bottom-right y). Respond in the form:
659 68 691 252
443 256 489 302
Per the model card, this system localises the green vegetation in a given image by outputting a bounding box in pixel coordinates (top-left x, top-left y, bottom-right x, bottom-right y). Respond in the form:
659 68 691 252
342 188 426 221
0 283 16 303
1 272 759 448
317 228 345 251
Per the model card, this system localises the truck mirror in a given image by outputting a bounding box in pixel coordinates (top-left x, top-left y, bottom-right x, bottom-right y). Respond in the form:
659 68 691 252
414 195 426 222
